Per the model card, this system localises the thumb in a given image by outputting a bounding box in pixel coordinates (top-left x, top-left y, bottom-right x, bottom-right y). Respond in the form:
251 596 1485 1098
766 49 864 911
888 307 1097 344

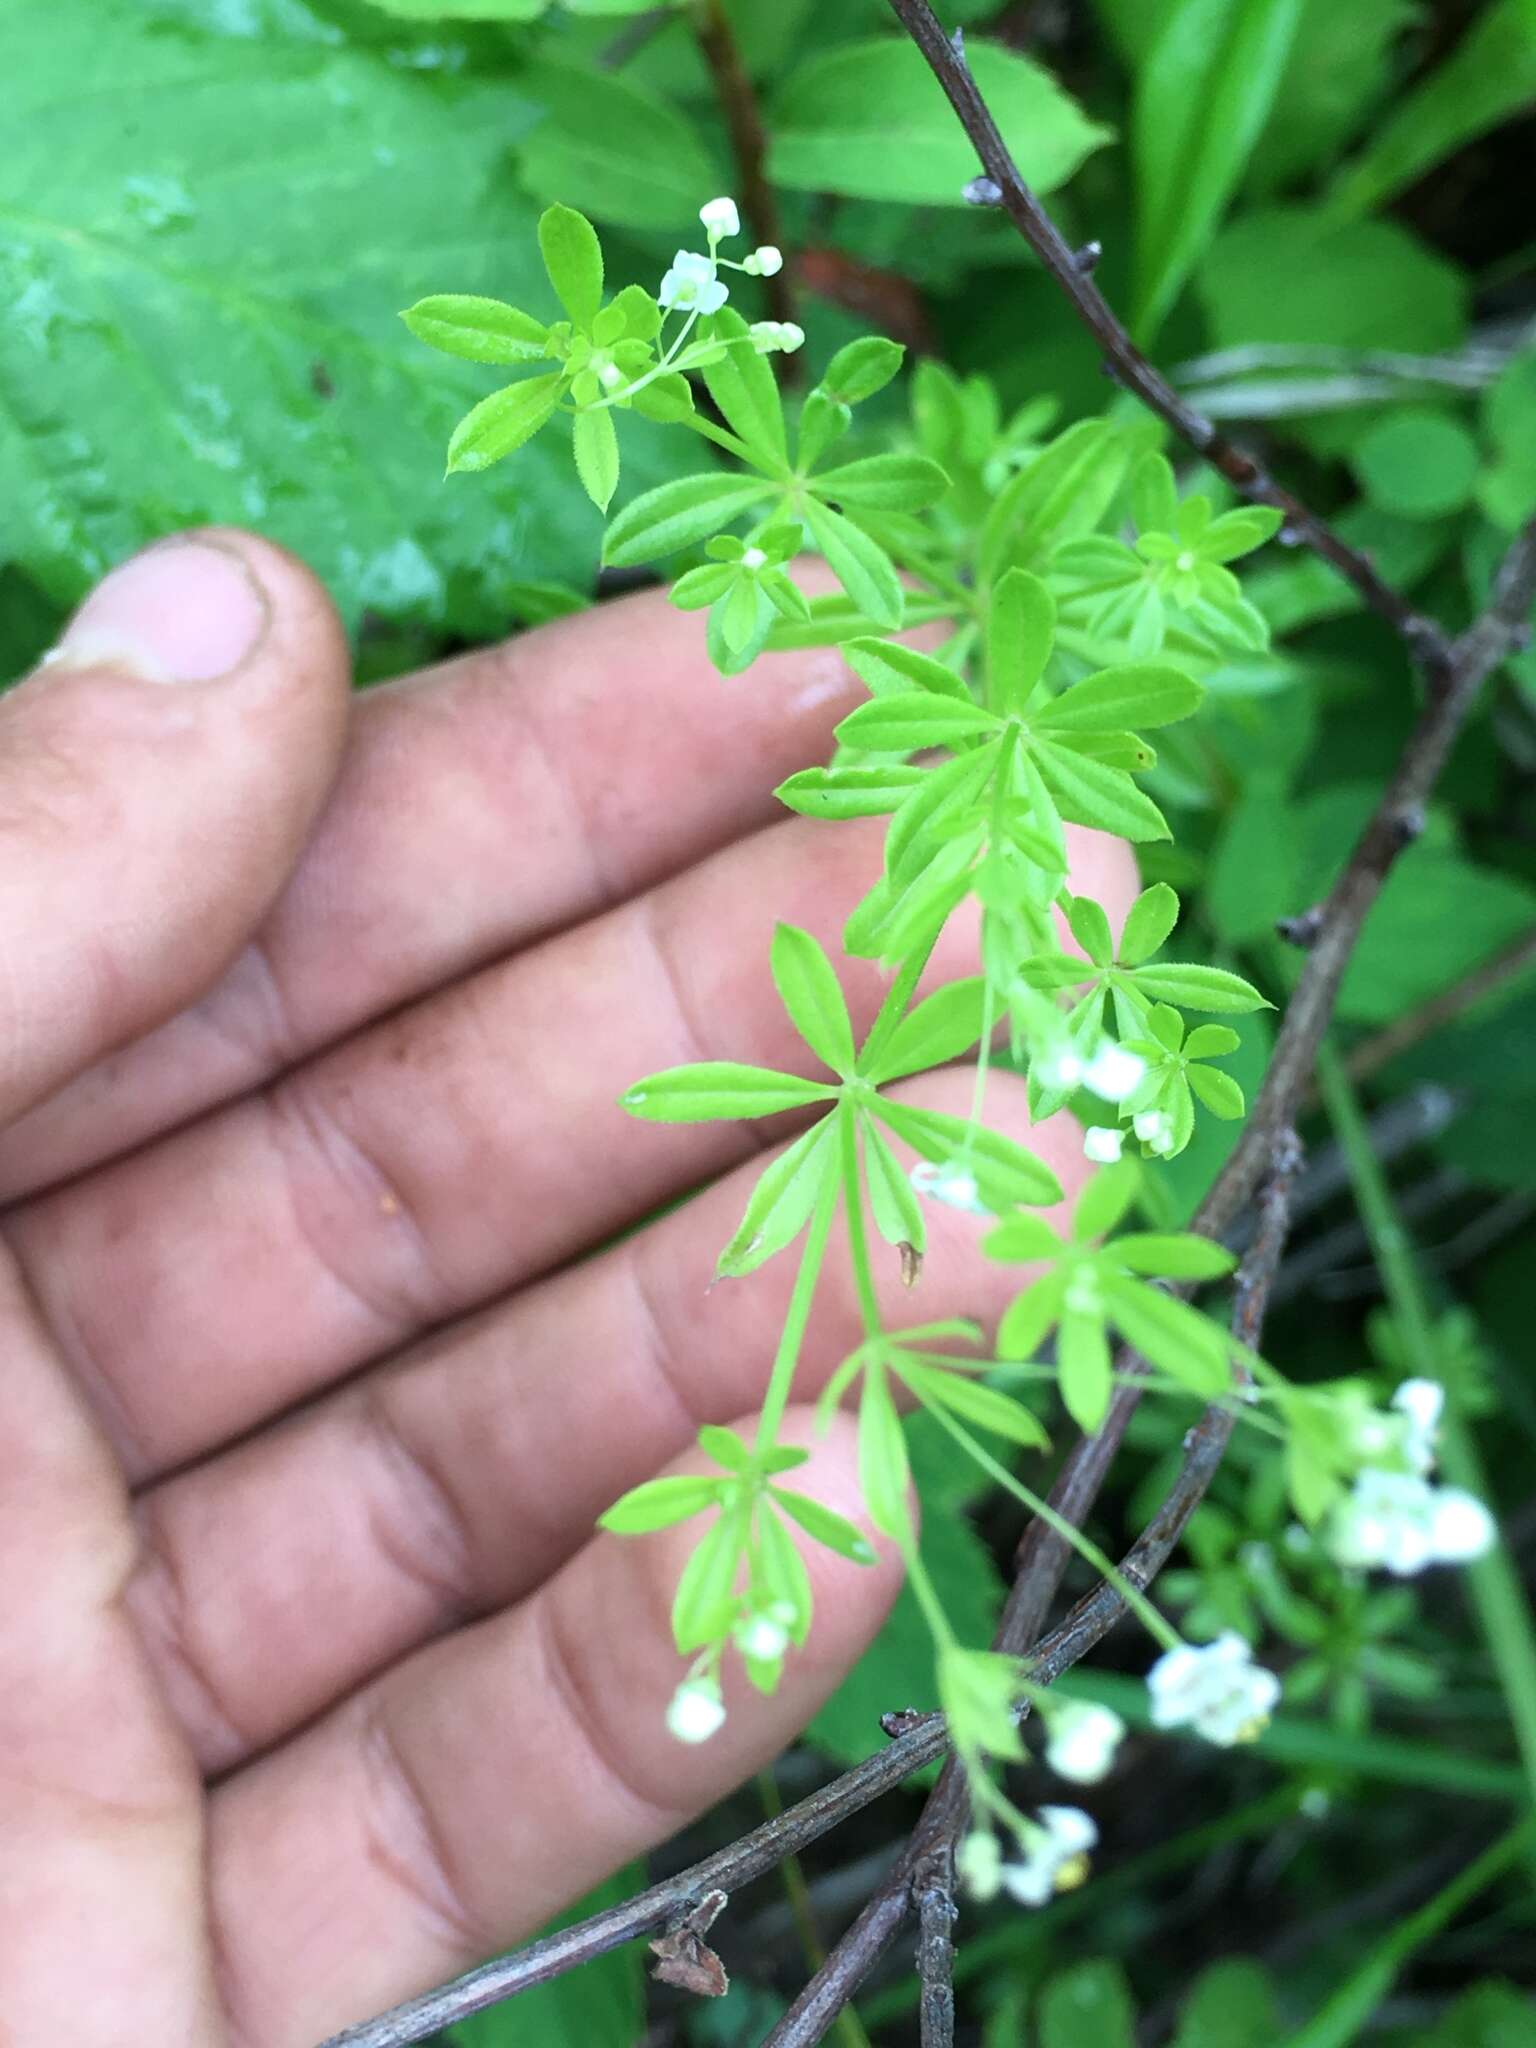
0 530 350 1126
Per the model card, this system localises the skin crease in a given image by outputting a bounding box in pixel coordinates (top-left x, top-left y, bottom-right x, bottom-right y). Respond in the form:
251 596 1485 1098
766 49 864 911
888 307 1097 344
0 529 1137 2046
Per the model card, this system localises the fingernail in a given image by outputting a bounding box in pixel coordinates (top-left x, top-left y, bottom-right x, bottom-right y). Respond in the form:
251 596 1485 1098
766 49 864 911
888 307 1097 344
47 539 271 684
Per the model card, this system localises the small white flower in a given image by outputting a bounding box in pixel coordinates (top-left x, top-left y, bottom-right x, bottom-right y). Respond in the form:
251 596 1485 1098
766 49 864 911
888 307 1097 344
1001 1806 1098 1906
1148 1633 1280 1746
1176 549 1198 574
659 249 728 315
1430 1487 1497 1560
1392 1378 1444 1475
597 360 625 392
911 1158 987 1215
743 243 784 276
1330 1469 1495 1575
736 1612 790 1661
1045 1701 1126 1784
699 196 741 239
750 319 805 353
740 545 768 571
1083 1125 1124 1165
1132 1107 1176 1156
1083 1043 1146 1102
956 1829 1002 1901
1038 1046 1085 1091
666 1675 726 1744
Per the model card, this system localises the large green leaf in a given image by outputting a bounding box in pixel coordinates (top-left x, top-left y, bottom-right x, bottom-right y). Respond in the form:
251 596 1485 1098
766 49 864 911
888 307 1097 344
1130 0 1305 340
768 37 1111 206
0 0 690 653
1328 0 1536 222
513 58 722 231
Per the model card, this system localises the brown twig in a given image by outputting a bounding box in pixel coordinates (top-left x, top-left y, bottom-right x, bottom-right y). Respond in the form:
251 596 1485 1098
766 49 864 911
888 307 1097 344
1341 922 1536 1089
914 1855 958 2048
884 0 1457 675
692 0 800 342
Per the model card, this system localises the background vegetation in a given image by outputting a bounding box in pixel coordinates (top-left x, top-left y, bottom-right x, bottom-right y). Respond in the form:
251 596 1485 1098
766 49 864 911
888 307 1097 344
5 1 1535 2043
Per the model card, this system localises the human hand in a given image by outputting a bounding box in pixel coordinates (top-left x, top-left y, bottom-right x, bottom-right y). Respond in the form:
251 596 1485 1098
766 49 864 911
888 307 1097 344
0 531 1134 2044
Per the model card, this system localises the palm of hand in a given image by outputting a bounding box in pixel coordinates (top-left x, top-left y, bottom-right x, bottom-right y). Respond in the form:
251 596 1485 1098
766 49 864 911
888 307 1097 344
0 532 1127 2044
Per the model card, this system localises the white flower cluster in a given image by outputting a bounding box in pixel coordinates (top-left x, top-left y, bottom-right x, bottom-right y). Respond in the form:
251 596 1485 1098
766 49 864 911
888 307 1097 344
1148 1633 1280 1746
658 197 786 320
1328 1379 1496 1577
958 1807 1098 1907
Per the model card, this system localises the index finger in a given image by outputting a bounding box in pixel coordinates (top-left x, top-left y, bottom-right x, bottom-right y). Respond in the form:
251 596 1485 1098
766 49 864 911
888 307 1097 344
0 569 876 1200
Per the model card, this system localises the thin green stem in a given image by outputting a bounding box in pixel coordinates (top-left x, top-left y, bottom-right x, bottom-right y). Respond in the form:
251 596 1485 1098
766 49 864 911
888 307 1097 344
754 1167 840 1457
755 1772 875 2048
916 1396 1182 1652
1316 1040 1536 1837
1281 1813 1536 2048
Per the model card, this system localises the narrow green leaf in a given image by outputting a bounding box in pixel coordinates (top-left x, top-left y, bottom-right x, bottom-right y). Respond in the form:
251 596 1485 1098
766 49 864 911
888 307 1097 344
621 1062 838 1121
984 1214 1065 1264
1117 881 1181 965
902 1362 1051 1448
603 473 775 565
756 1516 814 1660
835 694 1000 753
1183 1023 1241 1058
821 336 905 405
401 294 548 364
812 453 950 511
1103 1272 1230 1395
1037 741 1171 842
776 764 925 820
1131 452 1179 534
858 1366 911 1543
862 978 988 1085
771 1486 879 1565
1034 663 1204 732
598 1474 720 1534
884 747 997 881
1073 1160 1141 1242
1066 894 1114 967
445 374 562 474
1131 0 1306 340
801 497 903 628
716 1122 836 1277
1059 1301 1113 1432
997 1268 1067 1359
538 202 604 328
1109 1232 1237 1280
1130 963 1271 1012
770 924 857 1076
572 406 619 511
701 308 788 468
979 418 1134 581
671 1516 740 1653
698 1424 750 1471
861 1117 926 1254
875 1100 1064 1207
987 568 1056 716
1188 1063 1246 1119
845 637 970 702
